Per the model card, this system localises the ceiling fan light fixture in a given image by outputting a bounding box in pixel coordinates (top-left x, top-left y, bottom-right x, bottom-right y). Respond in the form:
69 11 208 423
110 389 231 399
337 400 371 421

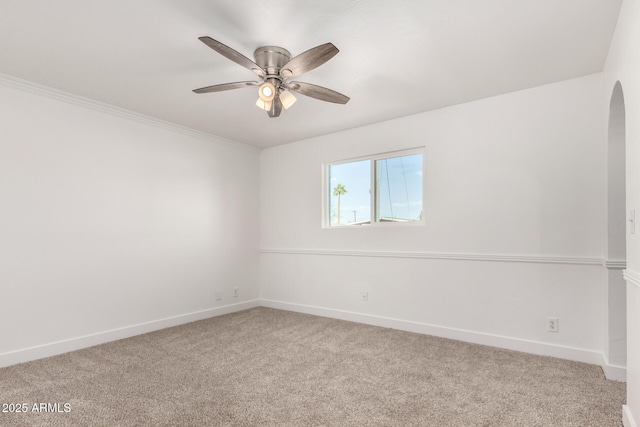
194 37 349 117
258 82 276 102
279 90 297 109
256 98 272 111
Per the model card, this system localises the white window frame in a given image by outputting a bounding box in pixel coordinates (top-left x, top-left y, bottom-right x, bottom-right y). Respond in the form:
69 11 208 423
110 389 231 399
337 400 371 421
322 147 425 229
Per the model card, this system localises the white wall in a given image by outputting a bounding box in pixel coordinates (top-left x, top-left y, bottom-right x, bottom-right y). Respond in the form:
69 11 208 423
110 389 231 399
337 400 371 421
261 74 605 256
260 74 614 371
0 78 260 366
603 1 640 425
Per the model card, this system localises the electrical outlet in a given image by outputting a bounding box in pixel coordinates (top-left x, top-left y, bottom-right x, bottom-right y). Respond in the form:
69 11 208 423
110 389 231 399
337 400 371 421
546 317 559 333
233 287 239 298
362 291 369 302
215 289 222 301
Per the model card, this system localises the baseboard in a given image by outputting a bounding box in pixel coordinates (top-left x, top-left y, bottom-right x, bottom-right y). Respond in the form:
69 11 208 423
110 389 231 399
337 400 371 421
624 405 638 427
260 299 609 371
3 297 626 385
601 353 627 382
0 300 260 368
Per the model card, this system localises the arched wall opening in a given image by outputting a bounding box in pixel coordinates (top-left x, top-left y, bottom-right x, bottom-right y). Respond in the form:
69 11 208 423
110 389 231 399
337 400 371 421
605 81 627 373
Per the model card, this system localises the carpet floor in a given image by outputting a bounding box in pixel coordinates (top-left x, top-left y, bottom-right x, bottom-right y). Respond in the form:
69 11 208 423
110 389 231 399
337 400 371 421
0 307 626 426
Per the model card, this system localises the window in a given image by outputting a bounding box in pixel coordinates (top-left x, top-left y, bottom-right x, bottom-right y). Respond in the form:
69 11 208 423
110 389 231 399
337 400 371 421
326 149 423 227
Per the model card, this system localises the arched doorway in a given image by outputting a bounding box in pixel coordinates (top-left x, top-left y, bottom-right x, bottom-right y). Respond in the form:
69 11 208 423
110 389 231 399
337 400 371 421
605 81 627 375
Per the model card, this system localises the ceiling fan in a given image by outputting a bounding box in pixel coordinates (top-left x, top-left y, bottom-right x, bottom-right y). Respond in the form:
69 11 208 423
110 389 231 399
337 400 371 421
193 37 350 118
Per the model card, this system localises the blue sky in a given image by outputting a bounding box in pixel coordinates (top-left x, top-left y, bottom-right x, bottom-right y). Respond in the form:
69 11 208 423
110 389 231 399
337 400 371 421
329 154 422 225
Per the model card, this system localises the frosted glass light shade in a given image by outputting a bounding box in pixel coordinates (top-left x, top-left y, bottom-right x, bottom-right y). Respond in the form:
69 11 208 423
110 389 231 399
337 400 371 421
258 82 276 102
279 90 297 109
256 98 272 111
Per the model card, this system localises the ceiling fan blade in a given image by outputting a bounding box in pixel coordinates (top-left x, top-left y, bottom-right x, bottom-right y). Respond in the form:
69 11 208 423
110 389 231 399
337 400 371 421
198 36 265 78
280 43 339 78
285 81 350 104
193 81 259 94
268 96 283 118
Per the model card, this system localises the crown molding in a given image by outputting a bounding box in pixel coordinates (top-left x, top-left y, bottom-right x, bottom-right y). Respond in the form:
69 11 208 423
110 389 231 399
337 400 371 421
0 72 258 153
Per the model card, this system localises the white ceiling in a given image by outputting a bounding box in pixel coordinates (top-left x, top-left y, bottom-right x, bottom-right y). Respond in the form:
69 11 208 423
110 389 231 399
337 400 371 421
0 0 622 149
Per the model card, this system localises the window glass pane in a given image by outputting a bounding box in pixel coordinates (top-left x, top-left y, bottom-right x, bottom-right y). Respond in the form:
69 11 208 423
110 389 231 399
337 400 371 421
375 154 423 222
329 160 371 226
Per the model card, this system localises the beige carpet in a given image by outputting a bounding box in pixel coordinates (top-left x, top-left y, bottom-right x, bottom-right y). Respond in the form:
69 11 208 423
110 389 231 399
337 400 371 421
0 307 626 426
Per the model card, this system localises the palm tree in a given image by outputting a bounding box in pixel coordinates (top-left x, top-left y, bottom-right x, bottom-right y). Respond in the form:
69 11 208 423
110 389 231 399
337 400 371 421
333 183 347 224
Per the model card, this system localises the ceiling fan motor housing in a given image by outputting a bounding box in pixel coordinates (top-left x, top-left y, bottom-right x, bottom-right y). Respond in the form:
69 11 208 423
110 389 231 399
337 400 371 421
254 46 291 80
